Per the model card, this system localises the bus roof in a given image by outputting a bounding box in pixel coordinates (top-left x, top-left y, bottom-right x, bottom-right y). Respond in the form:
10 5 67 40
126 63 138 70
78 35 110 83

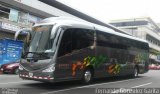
34 16 148 43
94 24 148 43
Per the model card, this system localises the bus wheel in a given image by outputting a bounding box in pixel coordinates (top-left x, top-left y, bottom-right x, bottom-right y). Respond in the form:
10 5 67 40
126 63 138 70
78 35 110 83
82 69 93 84
133 67 139 77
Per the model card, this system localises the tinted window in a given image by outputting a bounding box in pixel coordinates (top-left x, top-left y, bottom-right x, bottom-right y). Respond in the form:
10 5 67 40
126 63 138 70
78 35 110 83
72 28 94 51
97 30 127 49
58 30 72 57
97 30 148 51
58 28 94 57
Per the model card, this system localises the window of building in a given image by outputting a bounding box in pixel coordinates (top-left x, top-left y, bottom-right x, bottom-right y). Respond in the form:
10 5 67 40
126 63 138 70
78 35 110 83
18 12 29 24
0 4 10 19
28 15 42 25
146 34 160 46
110 21 148 27
9 9 19 22
0 4 42 26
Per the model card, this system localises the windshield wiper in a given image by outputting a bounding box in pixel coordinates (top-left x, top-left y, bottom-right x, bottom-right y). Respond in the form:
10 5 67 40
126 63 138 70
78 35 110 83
22 52 50 59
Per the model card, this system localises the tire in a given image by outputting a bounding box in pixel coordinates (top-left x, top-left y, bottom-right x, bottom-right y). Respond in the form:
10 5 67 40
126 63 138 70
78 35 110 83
14 68 19 75
82 69 93 84
133 67 139 78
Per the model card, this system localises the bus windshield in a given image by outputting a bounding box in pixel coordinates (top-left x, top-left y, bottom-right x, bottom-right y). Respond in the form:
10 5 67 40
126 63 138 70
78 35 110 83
29 25 54 53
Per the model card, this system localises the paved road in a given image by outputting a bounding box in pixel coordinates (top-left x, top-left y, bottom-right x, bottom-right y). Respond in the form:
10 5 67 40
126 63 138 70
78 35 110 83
0 70 160 94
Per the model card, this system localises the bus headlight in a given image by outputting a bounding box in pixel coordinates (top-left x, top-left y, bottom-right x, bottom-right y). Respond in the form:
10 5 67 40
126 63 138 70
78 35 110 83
19 65 23 70
42 64 55 72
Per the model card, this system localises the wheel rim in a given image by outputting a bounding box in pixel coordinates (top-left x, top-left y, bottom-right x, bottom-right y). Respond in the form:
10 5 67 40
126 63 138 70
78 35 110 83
84 71 92 82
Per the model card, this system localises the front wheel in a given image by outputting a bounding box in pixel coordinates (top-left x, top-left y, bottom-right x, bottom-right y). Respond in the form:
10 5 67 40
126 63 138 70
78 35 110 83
82 69 93 84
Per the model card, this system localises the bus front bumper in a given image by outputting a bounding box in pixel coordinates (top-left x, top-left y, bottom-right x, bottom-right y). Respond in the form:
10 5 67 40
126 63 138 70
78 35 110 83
19 71 54 82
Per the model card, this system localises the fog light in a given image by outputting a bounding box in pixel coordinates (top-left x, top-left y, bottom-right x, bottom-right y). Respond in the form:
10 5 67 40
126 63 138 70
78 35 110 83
19 65 23 70
42 64 55 72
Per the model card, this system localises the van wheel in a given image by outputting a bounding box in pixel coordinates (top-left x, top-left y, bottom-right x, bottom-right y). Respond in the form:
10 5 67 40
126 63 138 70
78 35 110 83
82 69 93 84
133 67 138 77
14 68 19 75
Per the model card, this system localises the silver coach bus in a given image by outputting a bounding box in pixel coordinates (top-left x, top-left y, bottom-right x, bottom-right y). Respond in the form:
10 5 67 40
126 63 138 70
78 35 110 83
18 17 149 84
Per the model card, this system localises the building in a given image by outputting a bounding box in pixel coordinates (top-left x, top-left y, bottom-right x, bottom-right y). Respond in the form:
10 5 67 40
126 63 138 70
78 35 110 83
0 0 77 39
110 17 160 64
0 0 129 40
39 0 127 34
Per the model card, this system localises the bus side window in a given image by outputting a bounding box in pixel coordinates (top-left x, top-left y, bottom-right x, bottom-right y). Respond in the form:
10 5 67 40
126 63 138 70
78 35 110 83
58 29 72 57
72 28 94 51
58 28 94 57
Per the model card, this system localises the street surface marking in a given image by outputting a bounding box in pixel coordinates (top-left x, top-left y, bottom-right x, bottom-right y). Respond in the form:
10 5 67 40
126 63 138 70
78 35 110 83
131 82 152 88
0 81 33 85
41 77 148 94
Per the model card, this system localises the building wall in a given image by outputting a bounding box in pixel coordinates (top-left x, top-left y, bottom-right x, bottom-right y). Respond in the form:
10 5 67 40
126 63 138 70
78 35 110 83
110 17 160 62
19 0 76 17
0 31 14 39
0 0 78 40
0 0 77 18
118 26 160 52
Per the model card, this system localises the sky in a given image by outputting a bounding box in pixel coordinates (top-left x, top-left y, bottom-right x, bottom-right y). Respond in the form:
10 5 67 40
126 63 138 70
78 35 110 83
57 0 160 23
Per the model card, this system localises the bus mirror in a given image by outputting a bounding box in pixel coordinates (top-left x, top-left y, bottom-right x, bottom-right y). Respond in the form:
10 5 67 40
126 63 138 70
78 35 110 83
15 29 32 55
14 29 32 40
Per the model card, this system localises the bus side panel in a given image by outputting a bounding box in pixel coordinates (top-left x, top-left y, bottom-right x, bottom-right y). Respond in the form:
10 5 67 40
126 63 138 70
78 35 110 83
94 30 129 78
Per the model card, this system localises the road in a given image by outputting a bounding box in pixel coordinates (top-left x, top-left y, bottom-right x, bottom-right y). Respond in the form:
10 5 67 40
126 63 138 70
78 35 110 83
0 70 160 94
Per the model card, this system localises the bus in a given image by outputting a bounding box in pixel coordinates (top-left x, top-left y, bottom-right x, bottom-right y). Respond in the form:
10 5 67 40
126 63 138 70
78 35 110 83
18 17 149 84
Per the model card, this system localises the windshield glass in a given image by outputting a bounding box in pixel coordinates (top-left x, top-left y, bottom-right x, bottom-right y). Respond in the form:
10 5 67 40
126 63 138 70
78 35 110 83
29 25 54 53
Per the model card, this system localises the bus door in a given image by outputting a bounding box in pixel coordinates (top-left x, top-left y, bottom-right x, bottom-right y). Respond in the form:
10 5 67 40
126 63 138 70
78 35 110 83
70 28 95 79
55 28 95 80
55 29 73 80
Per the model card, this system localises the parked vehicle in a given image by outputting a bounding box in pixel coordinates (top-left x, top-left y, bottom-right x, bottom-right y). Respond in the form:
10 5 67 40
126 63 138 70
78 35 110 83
149 64 160 70
0 62 19 74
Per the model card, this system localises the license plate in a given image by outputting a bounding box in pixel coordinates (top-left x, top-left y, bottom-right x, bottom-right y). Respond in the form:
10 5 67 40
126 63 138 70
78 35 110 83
29 72 33 77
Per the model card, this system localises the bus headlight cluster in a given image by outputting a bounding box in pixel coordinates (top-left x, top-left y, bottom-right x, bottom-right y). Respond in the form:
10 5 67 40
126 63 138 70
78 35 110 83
19 65 23 70
42 64 55 72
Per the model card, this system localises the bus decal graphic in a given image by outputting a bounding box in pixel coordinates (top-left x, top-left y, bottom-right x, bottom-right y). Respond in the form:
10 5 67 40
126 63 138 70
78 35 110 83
134 53 148 64
72 61 83 76
106 64 121 75
72 55 108 76
83 55 108 68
